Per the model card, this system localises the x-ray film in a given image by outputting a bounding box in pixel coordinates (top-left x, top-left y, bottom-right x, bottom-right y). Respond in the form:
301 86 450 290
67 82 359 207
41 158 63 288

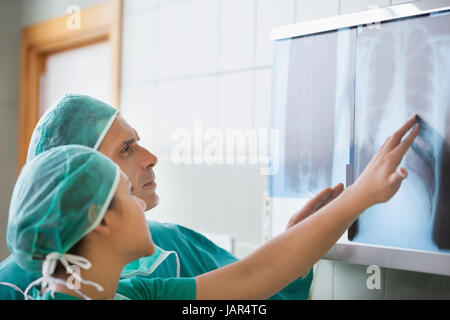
269 28 355 199
270 11 450 256
349 12 450 253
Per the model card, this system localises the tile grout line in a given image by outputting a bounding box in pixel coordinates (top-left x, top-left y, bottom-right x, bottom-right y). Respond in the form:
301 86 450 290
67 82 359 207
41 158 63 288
332 261 336 299
252 0 257 129
294 0 298 22
216 0 222 130
182 0 189 123
154 5 161 150
122 65 272 88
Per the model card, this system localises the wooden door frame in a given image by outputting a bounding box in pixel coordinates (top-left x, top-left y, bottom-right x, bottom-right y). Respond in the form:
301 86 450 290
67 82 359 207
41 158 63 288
17 0 122 173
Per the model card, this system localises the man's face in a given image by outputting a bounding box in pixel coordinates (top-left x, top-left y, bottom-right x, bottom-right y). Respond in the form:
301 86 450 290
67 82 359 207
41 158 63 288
98 114 159 210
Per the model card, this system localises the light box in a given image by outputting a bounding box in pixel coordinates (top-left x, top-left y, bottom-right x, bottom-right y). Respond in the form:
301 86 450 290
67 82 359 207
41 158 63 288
269 0 450 276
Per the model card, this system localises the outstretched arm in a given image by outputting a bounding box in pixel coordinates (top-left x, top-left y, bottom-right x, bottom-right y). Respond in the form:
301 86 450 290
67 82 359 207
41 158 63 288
196 115 419 300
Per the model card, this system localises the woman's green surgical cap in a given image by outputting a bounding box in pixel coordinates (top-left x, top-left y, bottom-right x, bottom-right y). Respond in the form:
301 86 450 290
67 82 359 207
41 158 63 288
7 145 120 272
27 94 118 162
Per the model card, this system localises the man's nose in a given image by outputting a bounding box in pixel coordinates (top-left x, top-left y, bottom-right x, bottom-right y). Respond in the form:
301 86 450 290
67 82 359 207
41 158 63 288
140 146 158 170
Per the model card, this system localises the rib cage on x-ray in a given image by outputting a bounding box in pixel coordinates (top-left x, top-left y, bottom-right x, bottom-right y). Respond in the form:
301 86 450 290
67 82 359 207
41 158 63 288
350 13 450 251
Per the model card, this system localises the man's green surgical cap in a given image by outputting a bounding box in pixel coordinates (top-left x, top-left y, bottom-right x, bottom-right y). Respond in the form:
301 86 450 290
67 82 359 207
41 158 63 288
26 94 118 162
7 145 120 272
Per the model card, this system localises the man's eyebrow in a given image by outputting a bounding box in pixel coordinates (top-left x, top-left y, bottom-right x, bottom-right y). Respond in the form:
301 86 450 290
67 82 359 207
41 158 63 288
121 137 137 146
121 131 140 147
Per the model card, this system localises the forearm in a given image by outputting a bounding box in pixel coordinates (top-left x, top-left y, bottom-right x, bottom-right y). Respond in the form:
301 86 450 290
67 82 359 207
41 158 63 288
196 186 368 299
241 185 368 299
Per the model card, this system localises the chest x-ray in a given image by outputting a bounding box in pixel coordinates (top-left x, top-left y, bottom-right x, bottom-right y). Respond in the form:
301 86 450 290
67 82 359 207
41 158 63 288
269 28 355 200
349 12 450 253
270 11 450 255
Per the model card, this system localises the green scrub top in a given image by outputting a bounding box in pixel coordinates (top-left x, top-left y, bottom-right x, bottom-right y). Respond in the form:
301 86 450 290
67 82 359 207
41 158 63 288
0 221 312 300
37 291 82 300
36 277 196 300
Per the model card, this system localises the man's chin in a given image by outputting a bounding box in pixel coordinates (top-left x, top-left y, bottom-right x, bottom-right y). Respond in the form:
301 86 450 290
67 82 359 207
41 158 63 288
144 193 159 211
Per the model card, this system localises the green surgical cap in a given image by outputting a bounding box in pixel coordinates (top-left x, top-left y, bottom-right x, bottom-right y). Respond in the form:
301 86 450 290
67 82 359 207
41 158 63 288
27 94 118 162
7 145 120 272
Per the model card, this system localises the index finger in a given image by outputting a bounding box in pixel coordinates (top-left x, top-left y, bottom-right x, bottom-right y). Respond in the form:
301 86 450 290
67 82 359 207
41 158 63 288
385 114 417 152
391 123 420 165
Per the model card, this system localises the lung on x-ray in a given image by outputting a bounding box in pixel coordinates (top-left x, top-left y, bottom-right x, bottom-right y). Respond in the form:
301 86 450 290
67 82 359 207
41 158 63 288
270 11 450 255
348 13 450 252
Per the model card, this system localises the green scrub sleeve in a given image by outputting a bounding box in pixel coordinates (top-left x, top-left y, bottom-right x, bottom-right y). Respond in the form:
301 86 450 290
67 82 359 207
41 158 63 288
116 277 196 300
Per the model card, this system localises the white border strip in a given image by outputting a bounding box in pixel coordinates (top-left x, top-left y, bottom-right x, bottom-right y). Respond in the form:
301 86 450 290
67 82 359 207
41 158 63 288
324 242 450 276
94 109 119 150
269 0 450 41
82 165 121 238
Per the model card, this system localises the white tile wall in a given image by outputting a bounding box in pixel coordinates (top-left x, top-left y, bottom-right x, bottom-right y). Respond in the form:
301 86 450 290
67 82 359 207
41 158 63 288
123 0 159 15
186 0 220 75
219 0 256 72
253 68 272 130
159 0 186 7
155 80 186 158
334 262 385 299
310 260 334 299
157 1 188 79
121 10 158 85
120 84 158 152
150 162 266 247
185 76 218 130
149 162 220 230
256 0 295 67
391 0 417 4
340 0 391 14
218 71 254 130
296 0 339 22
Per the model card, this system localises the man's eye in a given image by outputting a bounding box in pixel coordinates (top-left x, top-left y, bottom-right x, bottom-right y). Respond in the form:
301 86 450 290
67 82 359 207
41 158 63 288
122 145 131 153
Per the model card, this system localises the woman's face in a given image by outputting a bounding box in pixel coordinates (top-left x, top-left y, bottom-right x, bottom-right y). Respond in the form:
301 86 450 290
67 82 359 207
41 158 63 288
109 172 155 261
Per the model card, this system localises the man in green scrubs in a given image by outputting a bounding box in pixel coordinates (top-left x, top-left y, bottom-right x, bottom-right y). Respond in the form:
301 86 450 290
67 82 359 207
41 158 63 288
0 94 318 300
